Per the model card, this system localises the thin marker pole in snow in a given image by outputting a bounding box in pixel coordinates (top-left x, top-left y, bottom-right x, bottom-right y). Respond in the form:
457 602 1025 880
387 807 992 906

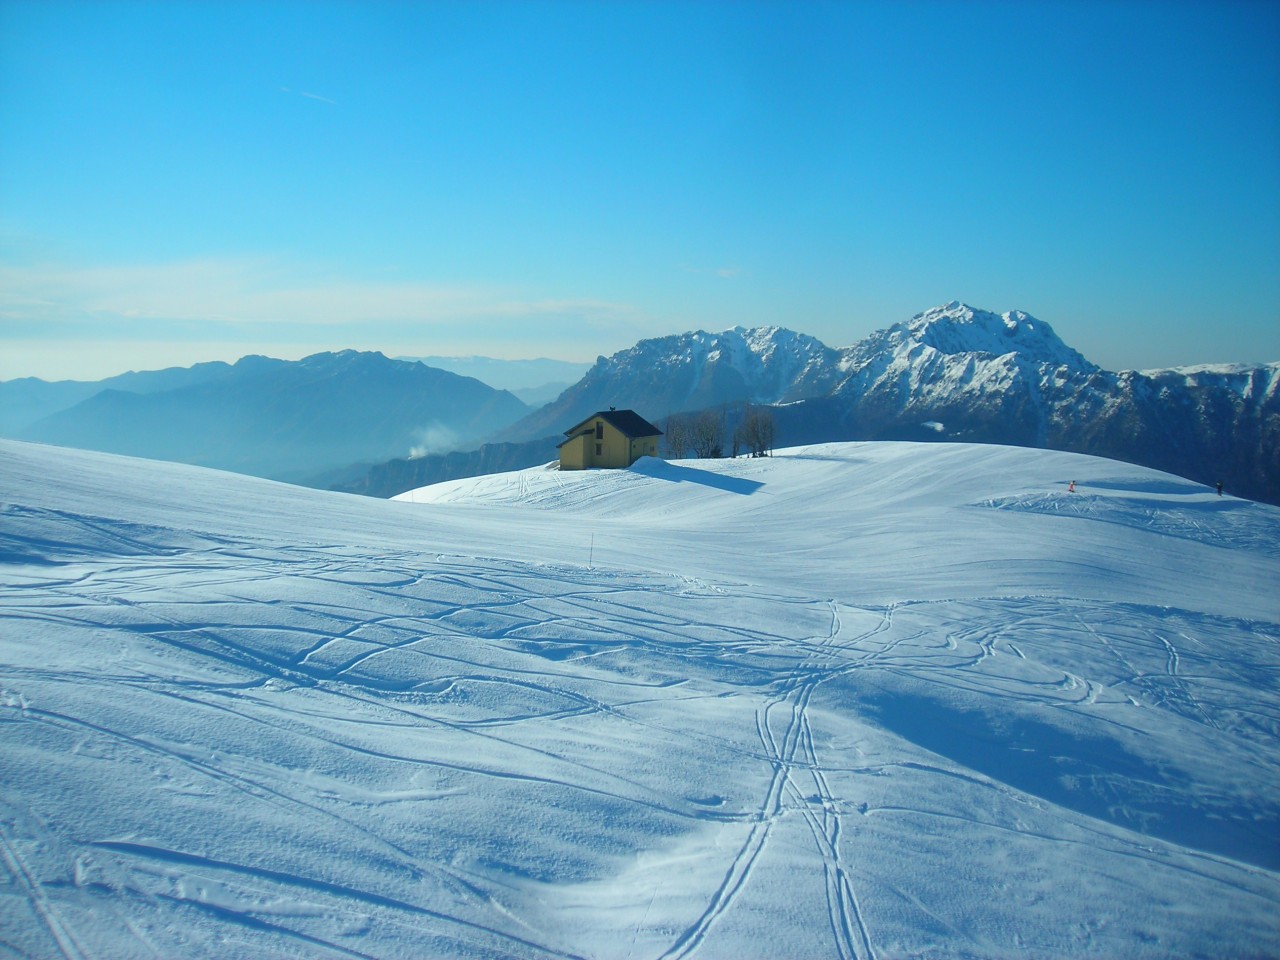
589 532 594 570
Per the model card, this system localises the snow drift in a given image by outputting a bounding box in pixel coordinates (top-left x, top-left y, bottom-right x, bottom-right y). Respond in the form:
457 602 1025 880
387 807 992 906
1 438 1277 958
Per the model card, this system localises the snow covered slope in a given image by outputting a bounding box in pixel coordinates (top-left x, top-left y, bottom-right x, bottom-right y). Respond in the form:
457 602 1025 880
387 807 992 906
2 439 1278 959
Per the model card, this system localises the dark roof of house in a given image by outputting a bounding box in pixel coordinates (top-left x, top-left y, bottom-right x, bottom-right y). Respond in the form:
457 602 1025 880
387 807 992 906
563 409 663 439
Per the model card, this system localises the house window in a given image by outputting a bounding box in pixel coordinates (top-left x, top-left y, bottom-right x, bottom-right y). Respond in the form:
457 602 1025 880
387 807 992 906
595 443 602 456
595 422 604 440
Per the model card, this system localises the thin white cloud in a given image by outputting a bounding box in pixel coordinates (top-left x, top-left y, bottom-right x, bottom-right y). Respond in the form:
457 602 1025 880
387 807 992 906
0 257 655 378
0 258 641 335
278 86 336 106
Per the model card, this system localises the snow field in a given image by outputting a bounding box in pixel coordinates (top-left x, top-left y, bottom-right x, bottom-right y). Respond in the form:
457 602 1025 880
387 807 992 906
1 438 1278 958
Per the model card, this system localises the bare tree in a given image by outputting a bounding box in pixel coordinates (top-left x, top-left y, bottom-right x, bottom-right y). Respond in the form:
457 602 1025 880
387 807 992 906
663 414 692 459
690 409 725 459
730 403 749 458
740 406 775 457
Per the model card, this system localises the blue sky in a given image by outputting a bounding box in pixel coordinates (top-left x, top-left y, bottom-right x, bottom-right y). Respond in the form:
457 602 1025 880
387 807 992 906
1 0 1277 380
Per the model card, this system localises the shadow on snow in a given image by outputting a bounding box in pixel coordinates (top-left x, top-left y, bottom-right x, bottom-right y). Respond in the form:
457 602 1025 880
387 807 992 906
629 459 765 495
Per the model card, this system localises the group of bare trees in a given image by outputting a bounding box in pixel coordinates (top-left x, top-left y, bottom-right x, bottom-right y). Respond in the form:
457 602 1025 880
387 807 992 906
663 406 775 460
661 411 717 459
735 406 776 458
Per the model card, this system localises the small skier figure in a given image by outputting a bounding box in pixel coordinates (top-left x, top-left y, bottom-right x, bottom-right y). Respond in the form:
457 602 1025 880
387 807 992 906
1068 480 1076 493
1216 480 1223 496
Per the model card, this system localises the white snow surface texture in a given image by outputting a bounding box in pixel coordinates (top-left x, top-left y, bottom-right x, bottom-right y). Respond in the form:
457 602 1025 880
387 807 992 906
2 438 1278 959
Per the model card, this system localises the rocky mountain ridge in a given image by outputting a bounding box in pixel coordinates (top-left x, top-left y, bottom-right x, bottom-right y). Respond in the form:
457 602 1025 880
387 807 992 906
360 303 1278 504
490 325 845 442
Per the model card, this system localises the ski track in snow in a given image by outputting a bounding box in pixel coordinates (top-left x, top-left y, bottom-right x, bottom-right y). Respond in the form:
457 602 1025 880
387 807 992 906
2 440 1279 958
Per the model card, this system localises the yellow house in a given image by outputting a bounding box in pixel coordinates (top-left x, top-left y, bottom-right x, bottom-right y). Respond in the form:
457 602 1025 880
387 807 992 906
558 409 663 470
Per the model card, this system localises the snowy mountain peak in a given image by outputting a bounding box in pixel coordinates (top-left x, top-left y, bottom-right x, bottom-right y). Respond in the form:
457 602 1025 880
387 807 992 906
899 302 1096 370
299 348 390 370
581 325 833 386
495 325 844 440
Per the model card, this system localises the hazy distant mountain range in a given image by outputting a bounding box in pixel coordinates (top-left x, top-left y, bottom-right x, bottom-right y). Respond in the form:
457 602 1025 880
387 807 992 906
4 302 1276 505
0 360 239 437
4 351 528 484
394 355 592 407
